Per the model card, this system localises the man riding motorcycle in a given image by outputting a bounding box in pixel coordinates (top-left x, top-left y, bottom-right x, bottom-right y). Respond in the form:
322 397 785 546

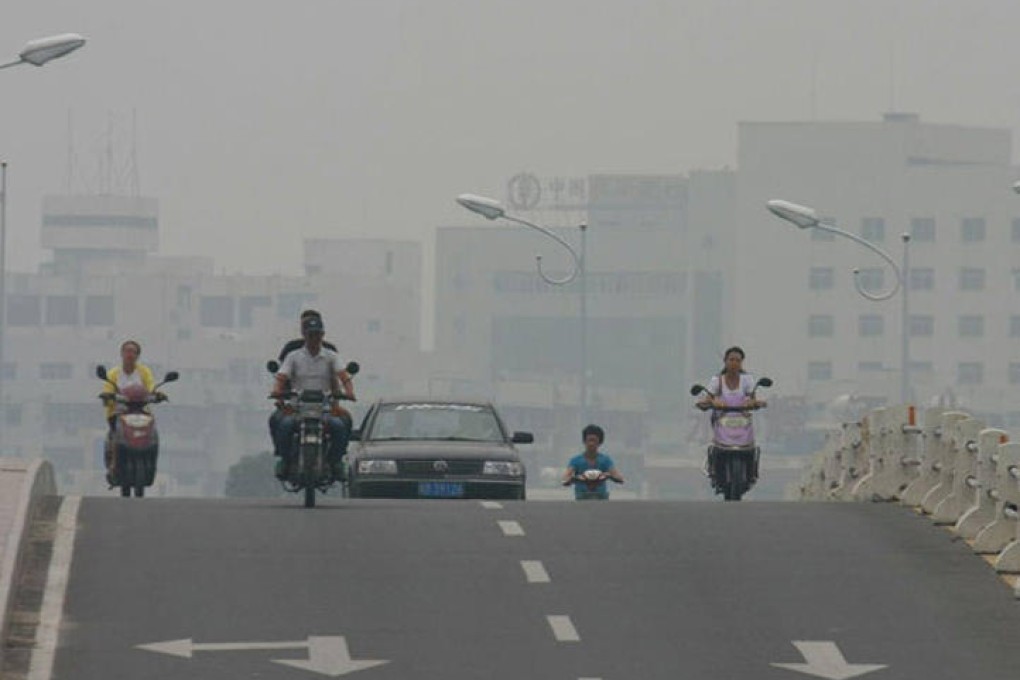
270 316 353 480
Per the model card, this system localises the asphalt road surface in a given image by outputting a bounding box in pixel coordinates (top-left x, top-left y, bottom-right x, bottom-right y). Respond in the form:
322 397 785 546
51 498 1020 679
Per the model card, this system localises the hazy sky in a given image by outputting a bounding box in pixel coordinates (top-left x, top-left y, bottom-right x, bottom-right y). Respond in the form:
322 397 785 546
2 1 1019 275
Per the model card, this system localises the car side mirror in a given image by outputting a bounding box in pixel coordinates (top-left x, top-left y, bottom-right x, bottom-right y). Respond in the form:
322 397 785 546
512 431 534 444
267 360 280 374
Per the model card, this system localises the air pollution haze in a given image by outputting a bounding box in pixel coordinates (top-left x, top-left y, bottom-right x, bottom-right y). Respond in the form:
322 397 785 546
2 0 1018 275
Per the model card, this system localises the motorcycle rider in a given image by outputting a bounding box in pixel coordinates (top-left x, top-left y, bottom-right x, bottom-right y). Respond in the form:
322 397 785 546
562 424 624 500
99 340 164 485
278 309 338 362
696 346 766 481
270 315 352 480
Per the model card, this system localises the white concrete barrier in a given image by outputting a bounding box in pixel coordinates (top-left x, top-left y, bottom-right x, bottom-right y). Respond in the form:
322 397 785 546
919 412 972 517
991 445 1020 575
931 416 985 525
853 405 924 501
955 429 1009 539
900 407 949 507
832 420 867 501
0 457 56 660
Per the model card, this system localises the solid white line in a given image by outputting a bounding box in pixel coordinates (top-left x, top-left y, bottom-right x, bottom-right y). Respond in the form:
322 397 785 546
28 496 81 680
547 615 580 642
498 520 524 536
480 501 503 509
520 560 550 583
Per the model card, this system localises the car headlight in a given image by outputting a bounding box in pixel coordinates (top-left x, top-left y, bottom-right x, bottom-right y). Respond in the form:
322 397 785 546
483 461 524 477
357 459 398 475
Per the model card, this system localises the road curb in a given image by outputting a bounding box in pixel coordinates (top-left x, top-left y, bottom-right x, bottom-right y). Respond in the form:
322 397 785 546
0 458 56 661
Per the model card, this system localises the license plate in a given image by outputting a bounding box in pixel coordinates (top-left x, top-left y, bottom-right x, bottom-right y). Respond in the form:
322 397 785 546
418 481 465 498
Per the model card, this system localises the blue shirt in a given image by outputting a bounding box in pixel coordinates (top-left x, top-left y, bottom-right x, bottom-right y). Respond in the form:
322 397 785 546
567 452 615 499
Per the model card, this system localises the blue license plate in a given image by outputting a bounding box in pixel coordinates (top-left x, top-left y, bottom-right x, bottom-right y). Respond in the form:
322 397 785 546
418 481 465 498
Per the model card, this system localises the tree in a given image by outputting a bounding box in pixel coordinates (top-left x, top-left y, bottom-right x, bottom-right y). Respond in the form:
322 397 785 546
224 451 286 498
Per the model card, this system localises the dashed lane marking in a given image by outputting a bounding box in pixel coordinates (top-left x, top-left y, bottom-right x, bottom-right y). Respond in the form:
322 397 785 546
547 615 580 642
498 520 525 536
480 501 503 509
520 560 550 583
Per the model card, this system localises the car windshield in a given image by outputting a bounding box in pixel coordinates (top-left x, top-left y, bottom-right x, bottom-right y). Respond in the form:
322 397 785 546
369 403 505 442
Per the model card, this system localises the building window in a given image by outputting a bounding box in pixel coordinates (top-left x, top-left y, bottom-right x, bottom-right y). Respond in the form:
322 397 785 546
957 362 984 385
1014 269 1020 292
861 217 886 242
961 217 986 242
45 296 79 325
8 295 41 326
807 361 832 381
1 363 15 380
909 315 934 337
238 295 271 328
858 361 884 372
177 285 192 311
909 360 933 374
959 267 986 291
1010 363 1020 384
1012 218 1020 243
84 296 115 326
367 319 381 333
1011 315 1020 337
277 292 318 320
909 268 934 291
199 296 235 328
958 315 984 338
858 314 884 337
808 267 834 290
39 362 73 380
910 217 936 243
385 251 394 275
807 315 834 337
4 404 21 427
857 268 884 293
177 328 191 341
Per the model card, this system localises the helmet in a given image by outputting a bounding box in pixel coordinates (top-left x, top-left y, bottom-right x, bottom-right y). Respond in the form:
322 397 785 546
302 316 325 335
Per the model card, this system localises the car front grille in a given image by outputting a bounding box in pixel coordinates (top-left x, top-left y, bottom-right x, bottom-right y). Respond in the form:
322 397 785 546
398 459 484 476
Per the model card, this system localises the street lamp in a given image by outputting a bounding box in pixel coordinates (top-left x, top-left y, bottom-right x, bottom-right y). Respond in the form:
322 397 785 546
766 199 912 404
0 33 86 70
456 193 590 425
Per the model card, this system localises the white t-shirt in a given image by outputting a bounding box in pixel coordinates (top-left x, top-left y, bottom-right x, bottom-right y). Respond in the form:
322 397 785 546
279 347 340 392
706 373 756 398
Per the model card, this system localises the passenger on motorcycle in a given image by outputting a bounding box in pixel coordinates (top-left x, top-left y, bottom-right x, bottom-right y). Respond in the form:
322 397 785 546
99 340 164 485
696 346 766 480
562 424 624 500
270 316 352 479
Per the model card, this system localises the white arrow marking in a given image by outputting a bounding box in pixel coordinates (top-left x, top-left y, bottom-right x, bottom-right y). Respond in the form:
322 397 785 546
771 641 887 680
137 636 388 677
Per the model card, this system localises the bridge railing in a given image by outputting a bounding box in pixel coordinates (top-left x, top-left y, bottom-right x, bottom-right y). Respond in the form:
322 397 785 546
794 406 1020 596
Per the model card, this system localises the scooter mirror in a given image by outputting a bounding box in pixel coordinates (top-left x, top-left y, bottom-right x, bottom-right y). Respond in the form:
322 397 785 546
96 365 108 381
689 384 707 396
163 371 180 383
345 361 360 376
267 360 280 374
757 377 774 388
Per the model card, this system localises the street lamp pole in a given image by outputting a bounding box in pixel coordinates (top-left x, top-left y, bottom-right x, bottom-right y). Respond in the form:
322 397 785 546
766 200 912 404
456 194 588 426
0 162 6 450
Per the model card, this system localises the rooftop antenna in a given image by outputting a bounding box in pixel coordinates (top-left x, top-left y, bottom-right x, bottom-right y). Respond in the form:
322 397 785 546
130 108 140 196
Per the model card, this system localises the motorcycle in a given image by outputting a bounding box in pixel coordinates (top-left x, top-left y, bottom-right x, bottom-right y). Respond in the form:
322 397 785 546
690 376 773 501
562 468 623 500
267 359 359 508
96 365 179 498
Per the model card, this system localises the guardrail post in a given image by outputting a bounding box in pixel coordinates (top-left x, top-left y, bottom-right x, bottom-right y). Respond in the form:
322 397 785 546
932 416 985 525
900 407 948 507
973 442 1020 555
955 428 1009 539
991 447 1020 575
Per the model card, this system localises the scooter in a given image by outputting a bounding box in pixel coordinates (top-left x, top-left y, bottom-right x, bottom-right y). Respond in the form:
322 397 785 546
562 468 623 500
690 377 773 501
267 360 359 508
96 365 179 498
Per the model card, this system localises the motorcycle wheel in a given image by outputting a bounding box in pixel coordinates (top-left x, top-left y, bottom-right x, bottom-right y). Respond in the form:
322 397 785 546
304 486 316 508
724 456 745 502
134 485 145 498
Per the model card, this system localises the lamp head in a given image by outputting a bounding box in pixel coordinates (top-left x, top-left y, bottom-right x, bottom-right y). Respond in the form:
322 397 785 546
456 193 505 220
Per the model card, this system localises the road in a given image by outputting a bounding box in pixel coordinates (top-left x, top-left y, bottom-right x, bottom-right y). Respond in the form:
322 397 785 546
50 498 1020 679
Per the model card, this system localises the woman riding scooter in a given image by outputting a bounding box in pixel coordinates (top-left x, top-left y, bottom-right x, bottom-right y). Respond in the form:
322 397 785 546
100 340 157 485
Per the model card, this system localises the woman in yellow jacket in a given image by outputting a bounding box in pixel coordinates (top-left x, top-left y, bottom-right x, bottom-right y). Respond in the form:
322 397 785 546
101 340 155 483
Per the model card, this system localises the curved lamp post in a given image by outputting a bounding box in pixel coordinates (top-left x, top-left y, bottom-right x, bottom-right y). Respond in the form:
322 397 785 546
766 199 912 403
456 193 589 425
0 33 86 70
